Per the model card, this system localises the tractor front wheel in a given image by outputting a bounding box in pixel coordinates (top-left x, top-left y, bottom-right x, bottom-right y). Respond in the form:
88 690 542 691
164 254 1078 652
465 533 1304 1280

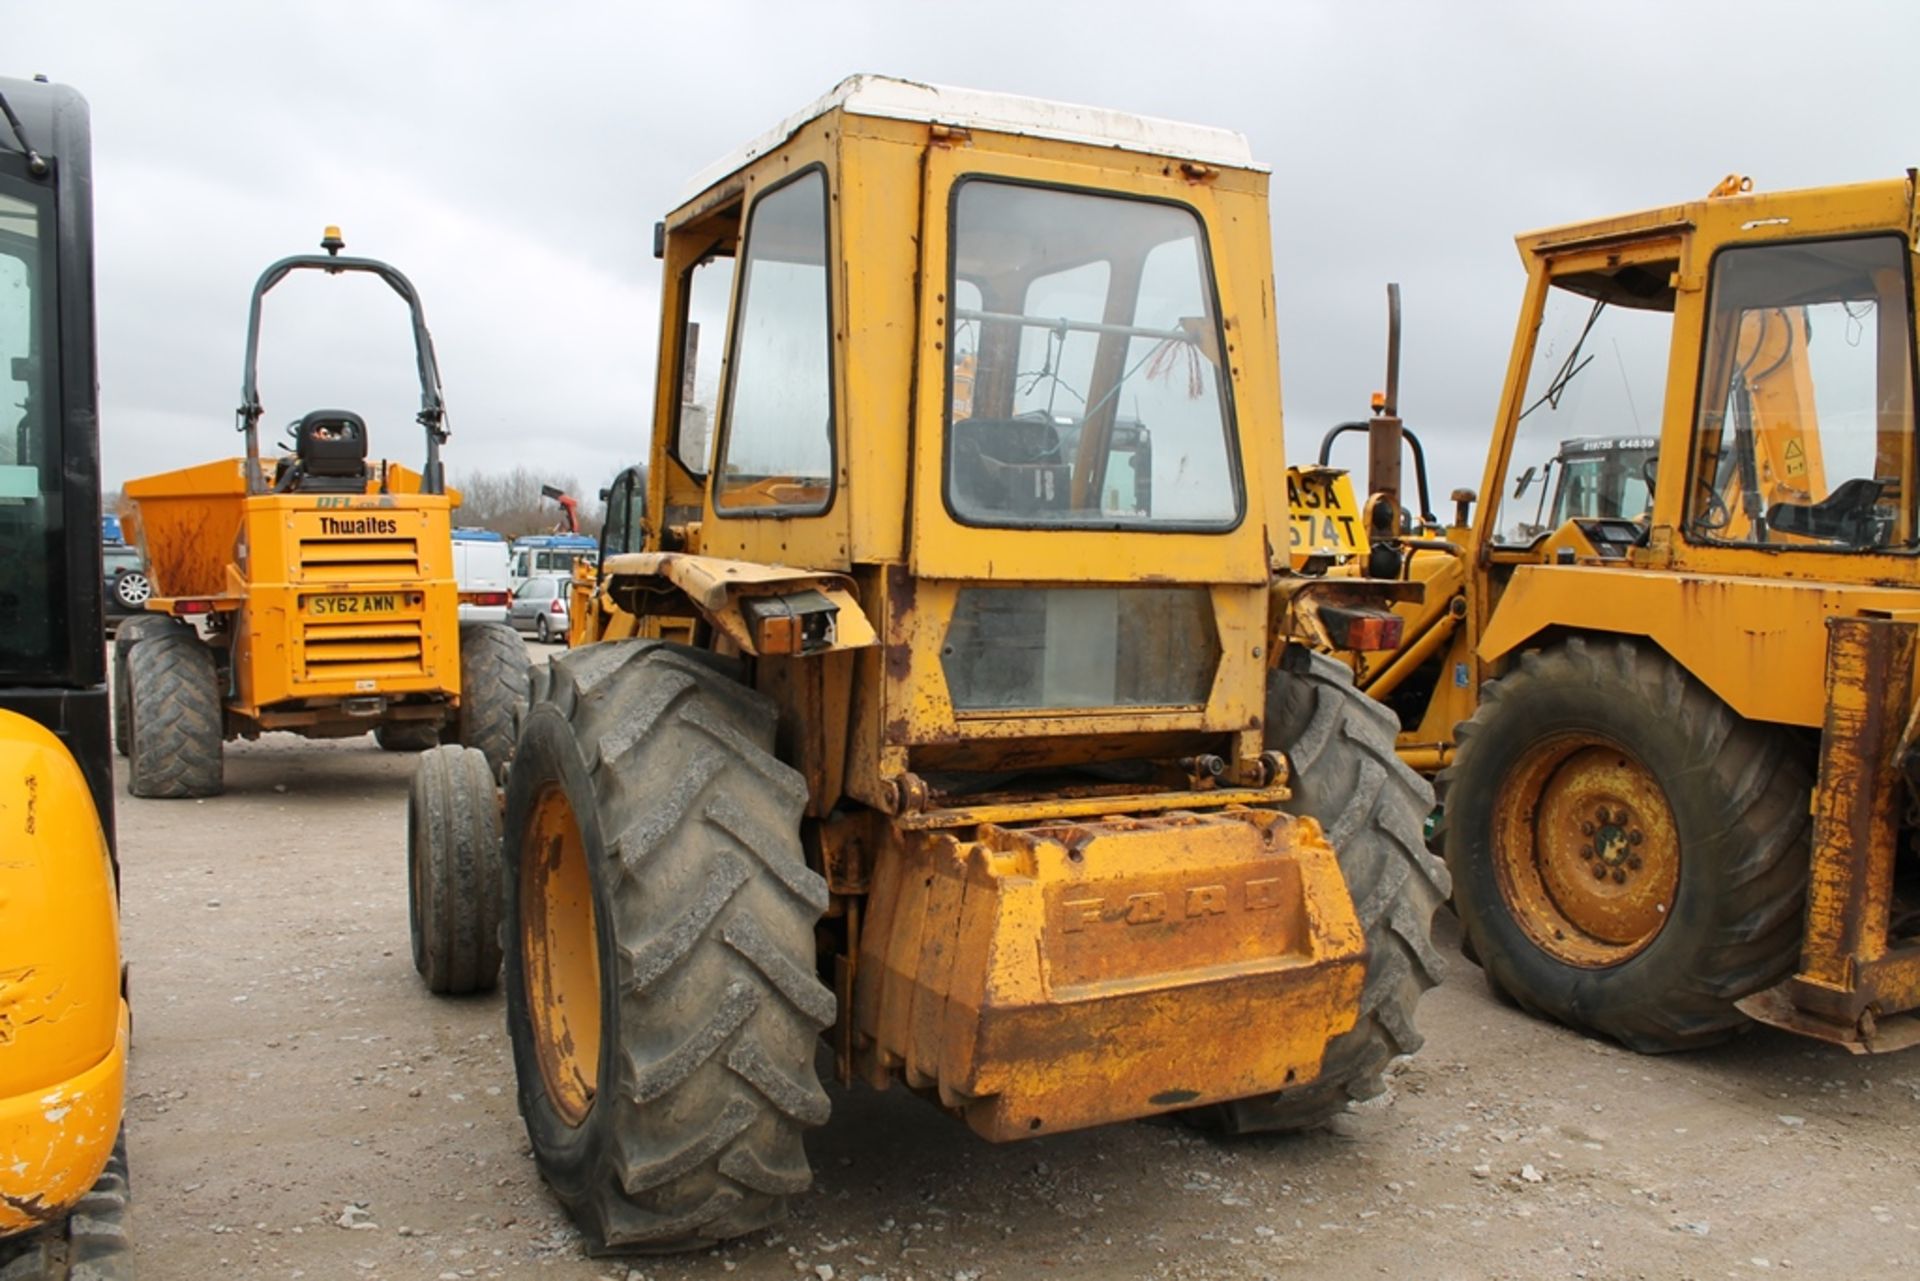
376 721 441 753
1443 636 1811 1051
502 641 834 1254
409 744 503 995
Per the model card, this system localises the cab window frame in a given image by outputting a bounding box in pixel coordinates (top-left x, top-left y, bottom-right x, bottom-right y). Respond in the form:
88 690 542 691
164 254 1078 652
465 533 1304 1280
709 162 838 521
938 173 1246 535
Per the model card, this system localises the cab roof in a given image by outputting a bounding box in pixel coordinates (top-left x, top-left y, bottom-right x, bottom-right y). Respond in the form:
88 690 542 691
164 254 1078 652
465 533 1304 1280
678 74 1264 206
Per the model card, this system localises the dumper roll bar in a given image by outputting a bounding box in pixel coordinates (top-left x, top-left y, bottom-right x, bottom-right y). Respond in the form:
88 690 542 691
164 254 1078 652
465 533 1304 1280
236 245 449 496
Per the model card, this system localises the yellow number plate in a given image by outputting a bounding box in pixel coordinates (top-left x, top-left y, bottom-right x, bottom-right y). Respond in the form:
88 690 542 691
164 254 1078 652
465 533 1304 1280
1286 468 1365 559
307 592 402 617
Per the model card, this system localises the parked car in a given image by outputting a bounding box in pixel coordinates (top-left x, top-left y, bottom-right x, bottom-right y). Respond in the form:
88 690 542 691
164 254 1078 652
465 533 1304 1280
508 573 570 643
103 542 151 627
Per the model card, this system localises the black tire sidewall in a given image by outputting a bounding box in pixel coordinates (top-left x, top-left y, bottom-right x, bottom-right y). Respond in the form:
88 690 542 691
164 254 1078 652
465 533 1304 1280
501 703 620 1188
1450 670 1737 1023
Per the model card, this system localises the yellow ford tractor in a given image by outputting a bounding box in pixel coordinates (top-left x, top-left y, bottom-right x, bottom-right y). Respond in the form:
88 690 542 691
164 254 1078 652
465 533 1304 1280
115 231 526 797
409 77 1448 1253
1320 174 1920 1055
0 75 131 1279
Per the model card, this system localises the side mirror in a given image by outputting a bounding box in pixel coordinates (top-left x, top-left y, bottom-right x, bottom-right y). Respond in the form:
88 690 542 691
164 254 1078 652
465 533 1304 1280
1512 465 1536 499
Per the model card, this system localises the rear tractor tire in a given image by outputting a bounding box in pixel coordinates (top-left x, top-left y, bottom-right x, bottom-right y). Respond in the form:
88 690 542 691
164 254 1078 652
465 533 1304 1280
125 626 223 799
502 641 835 1254
376 721 442 753
457 621 530 777
0 1127 131 1281
1191 646 1449 1134
409 744 504 995
1443 636 1811 1052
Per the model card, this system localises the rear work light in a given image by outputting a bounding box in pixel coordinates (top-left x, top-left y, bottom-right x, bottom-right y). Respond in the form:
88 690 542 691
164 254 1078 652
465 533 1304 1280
173 599 213 616
462 590 509 606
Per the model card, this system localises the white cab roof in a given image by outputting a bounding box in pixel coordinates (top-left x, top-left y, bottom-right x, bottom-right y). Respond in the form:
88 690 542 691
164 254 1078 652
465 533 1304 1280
678 75 1264 206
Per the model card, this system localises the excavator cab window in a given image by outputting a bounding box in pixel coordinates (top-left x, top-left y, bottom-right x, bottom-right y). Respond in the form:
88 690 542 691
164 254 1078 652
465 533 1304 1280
0 180 60 680
1494 257 1676 547
1685 234 1916 550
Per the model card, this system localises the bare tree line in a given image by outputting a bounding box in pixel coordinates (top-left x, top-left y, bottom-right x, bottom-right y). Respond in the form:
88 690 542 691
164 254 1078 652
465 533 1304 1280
451 464 603 539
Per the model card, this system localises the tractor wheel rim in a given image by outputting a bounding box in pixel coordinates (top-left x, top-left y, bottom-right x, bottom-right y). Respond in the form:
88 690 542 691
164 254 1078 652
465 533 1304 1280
521 783 601 1127
1491 734 1679 967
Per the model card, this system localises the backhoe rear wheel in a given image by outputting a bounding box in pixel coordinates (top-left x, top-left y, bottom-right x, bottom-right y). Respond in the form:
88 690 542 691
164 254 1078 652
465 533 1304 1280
409 744 504 995
1191 646 1449 1134
125 627 223 799
502 641 834 1254
457 621 530 776
1443 636 1811 1051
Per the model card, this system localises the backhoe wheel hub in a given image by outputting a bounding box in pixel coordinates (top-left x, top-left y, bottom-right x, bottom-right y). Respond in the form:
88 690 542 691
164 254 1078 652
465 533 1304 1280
1492 736 1679 966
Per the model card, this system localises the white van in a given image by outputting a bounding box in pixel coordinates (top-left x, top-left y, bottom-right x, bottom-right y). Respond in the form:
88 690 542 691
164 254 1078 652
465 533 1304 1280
452 528 512 624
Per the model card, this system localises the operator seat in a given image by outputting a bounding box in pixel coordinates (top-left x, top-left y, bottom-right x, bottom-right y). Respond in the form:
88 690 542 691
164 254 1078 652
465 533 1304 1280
275 410 370 494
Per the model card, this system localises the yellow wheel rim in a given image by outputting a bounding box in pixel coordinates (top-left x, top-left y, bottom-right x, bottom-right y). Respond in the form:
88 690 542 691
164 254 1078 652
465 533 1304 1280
522 783 601 1126
1491 734 1680 967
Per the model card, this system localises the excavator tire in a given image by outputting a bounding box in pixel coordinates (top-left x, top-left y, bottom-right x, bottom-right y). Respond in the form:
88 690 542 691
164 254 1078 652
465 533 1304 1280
125 627 223 799
0 1129 131 1280
409 744 504 995
1443 636 1810 1051
456 621 530 777
1190 646 1448 1134
111 615 181 758
503 641 834 1254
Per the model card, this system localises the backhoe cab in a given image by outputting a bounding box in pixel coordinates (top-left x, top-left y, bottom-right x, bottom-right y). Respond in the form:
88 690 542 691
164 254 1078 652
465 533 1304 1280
409 76 1446 1254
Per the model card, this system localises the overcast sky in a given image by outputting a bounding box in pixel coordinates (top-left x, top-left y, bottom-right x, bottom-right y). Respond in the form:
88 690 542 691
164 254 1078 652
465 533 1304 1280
14 0 1920 505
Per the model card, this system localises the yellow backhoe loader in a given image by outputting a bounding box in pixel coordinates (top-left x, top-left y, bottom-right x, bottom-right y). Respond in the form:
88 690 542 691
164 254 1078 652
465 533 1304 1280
408 76 1450 1254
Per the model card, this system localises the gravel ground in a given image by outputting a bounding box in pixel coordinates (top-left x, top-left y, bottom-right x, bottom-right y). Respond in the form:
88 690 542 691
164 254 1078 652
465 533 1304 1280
115 647 1920 1280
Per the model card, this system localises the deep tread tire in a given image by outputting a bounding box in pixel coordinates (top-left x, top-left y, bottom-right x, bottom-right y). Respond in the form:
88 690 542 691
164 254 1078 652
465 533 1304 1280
409 744 504 994
1443 636 1811 1051
0 1128 131 1280
1193 646 1449 1133
503 640 834 1254
111 615 181 758
125 627 223 798
457 621 531 776
376 721 442 753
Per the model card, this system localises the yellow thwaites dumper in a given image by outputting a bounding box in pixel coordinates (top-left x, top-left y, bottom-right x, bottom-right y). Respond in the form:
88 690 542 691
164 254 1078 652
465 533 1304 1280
1320 174 1920 1055
115 233 526 798
0 75 131 1277
408 77 1449 1253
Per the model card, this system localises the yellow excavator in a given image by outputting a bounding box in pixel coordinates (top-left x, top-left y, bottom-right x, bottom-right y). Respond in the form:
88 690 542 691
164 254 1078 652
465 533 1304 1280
0 74 131 1279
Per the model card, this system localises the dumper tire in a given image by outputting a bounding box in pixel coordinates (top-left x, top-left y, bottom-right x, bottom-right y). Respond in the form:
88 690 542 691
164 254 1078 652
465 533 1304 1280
457 621 530 777
502 640 834 1254
0 1127 131 1280
409 744 504 994
376 721 442 753
1443 636 1811 1051
1192 646 1448 1134
125 627 223 799
111 615 180 758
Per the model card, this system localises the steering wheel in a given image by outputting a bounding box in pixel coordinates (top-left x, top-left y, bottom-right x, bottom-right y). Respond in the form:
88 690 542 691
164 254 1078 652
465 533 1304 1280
1010 411 1064 463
